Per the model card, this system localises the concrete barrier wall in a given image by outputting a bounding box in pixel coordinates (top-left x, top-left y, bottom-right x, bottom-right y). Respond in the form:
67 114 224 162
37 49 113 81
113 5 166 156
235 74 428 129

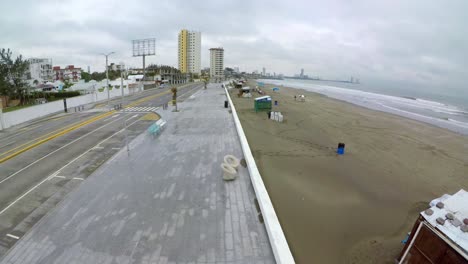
224 85 295 263
0 86 143 130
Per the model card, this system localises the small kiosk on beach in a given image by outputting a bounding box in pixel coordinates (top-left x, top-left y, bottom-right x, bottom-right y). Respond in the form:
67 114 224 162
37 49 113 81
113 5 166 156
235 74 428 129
397 189 468 263
254 95 272 112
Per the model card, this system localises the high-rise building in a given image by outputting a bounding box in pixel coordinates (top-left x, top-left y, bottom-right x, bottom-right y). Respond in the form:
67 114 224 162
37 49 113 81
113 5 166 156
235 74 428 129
300 68 304 77
262 67 266 76
178 29 201 74
26 58 53 81
209 48 224 77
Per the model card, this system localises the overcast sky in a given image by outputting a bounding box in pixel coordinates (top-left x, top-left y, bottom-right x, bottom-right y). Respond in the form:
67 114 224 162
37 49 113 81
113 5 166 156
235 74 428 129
1 0 467 94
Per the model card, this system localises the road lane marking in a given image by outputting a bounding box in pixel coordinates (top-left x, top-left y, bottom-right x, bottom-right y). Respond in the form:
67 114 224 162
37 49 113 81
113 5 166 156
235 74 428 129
6 234 20 240
0 118 141 216
48 115 68 121
0 111 117 162
0 115 128 185
19 124 42 131
0 84 196 163
0 115 110 156
0 173 54 215
0 141 16 149
111 147 121 150
49 175 66 179
72 177 84 181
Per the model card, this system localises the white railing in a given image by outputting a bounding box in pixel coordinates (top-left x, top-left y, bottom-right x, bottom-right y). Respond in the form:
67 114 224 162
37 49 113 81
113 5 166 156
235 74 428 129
224 85 295 263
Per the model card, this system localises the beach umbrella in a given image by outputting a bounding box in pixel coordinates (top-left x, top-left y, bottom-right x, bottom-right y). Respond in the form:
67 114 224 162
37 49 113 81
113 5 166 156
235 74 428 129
272 87 279 92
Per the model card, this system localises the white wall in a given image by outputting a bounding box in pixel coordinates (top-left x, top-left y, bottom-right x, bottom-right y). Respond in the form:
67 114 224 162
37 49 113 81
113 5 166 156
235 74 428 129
0 85 144 130
224 83 295 263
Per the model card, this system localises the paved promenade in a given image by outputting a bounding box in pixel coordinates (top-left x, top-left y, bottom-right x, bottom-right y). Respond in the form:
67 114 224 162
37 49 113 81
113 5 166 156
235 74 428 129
0 84 275 264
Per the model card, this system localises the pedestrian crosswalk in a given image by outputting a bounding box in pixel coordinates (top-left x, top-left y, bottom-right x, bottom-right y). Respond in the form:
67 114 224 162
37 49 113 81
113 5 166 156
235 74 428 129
122 106 159 112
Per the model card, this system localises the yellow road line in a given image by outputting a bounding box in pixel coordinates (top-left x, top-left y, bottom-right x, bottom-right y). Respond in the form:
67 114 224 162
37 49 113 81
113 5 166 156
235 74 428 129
0 111 114 159
0 111 116 163
19 124 42 131
0 85 195 163
46 115 67 122
140 113 160 121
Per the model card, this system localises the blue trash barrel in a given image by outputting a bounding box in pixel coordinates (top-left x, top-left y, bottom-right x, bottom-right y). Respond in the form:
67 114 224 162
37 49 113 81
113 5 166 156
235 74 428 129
337 143 345 155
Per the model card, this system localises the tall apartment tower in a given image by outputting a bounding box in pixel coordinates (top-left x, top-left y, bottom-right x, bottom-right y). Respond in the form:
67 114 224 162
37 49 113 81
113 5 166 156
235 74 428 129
178 29 201 74
209 47 224 77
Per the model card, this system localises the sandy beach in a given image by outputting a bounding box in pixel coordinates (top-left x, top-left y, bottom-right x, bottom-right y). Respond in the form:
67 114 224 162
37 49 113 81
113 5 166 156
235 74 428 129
229 81 468 263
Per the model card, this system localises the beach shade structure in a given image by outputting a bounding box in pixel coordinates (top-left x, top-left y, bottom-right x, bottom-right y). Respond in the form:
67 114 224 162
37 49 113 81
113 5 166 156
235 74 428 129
337 143 345 155
254 95 272 112
272 87 279 92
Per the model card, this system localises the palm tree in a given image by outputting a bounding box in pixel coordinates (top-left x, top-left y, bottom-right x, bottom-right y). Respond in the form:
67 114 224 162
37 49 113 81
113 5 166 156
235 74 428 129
171 86 178 111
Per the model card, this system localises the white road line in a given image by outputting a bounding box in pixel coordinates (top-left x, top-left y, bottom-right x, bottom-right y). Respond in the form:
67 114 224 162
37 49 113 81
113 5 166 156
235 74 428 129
72 177 84 181
111 147 120 150
131 114 138 118
0 118 141 216
6 234 20 240
0 174 53 215
93 146 104 149
0 114 128 186
48 175 66 180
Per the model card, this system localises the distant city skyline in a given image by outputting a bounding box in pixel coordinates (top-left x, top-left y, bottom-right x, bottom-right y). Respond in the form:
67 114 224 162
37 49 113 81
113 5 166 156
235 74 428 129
1 0 467 96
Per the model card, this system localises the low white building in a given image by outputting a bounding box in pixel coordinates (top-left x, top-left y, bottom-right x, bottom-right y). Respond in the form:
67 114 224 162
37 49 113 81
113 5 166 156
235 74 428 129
127 75 144 82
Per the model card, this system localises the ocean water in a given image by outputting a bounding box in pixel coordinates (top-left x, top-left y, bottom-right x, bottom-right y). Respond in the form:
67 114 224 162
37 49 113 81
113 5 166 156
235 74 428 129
258 79 468 136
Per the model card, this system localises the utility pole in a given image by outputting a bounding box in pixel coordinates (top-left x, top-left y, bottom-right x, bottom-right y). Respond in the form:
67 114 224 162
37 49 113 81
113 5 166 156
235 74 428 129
0 100 4 130
120 66 129 155
101 51 115 109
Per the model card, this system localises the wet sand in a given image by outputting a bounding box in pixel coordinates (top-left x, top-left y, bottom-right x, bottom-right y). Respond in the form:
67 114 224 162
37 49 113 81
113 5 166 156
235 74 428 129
229 82 468 264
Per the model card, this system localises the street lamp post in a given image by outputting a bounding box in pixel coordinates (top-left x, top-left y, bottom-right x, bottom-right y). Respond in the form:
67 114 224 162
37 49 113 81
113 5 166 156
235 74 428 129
120 65 129 155
101 52 115 109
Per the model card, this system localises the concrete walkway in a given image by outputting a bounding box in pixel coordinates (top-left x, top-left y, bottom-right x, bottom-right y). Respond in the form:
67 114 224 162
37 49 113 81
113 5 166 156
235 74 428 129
0 84 275 264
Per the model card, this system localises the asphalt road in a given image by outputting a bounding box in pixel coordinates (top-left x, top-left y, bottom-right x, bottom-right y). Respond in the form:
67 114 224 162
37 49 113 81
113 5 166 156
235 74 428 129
0 83 203 256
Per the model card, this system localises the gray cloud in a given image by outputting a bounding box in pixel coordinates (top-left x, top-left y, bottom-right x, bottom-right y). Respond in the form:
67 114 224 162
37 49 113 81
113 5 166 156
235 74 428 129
1 0 467 94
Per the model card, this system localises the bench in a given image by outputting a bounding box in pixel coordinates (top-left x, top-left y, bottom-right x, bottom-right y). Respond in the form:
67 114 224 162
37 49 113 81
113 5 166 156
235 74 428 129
147 119 166 138
155 119 166 128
